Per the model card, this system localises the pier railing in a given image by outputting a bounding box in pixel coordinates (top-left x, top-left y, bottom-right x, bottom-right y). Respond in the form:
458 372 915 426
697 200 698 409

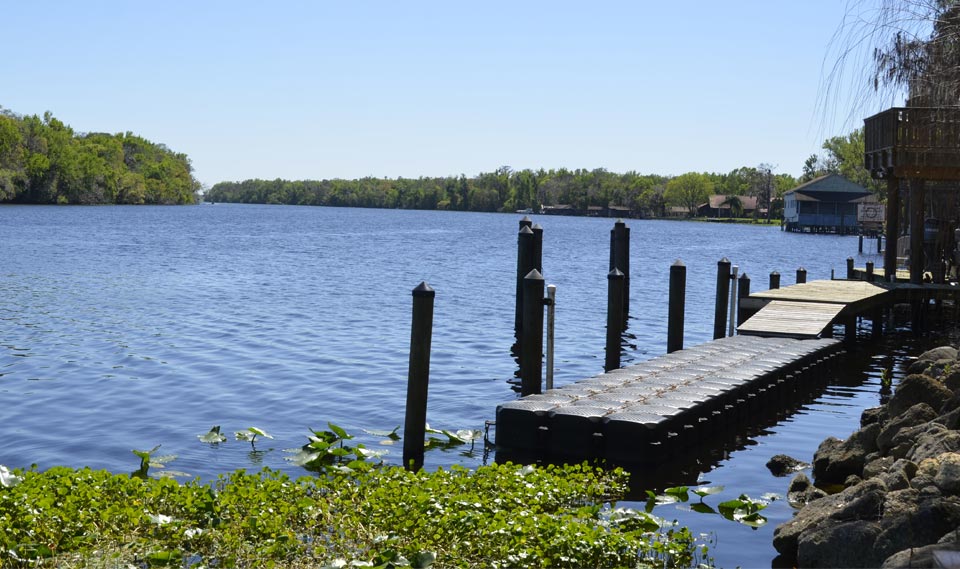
864 106 960 180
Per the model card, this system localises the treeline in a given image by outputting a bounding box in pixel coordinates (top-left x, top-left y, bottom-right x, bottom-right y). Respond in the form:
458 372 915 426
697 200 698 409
0 108 200 205
206 166 801 217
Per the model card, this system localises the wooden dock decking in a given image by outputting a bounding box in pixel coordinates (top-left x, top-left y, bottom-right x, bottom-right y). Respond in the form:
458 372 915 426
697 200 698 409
737 280 892 338
495 335 842 462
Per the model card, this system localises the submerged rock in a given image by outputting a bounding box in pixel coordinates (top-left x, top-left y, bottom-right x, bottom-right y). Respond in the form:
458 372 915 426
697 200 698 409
766 454 809 477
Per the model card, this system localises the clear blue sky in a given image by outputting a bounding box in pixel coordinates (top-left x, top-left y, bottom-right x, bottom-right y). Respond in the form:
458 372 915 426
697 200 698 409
2 1 892 187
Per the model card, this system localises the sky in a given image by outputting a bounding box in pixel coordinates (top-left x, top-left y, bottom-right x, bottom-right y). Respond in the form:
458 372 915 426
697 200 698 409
2 1 902 187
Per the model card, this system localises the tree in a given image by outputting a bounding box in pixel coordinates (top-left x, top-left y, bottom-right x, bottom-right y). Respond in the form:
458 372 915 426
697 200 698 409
664 172 713 216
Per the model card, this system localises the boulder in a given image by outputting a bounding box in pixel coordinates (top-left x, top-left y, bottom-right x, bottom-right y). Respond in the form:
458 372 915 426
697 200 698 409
945 368 960 394
766 454 809 477
877 403 938 453
907 427 960 463
874 493 960 562
933 452 960 495
940 396 960 418
887 374 954 418
797 520 883 568
864 455 895 480
786 472 826 507
813 423 881 484
906 346 958 374
861 405 887 428
773 479 887 563
881 544 959 568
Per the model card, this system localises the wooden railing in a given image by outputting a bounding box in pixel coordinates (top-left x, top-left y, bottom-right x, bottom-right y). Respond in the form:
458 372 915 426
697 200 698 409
864 107 960 179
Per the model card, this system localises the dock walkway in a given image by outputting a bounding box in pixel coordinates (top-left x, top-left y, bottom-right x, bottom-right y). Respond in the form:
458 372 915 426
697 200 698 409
496 335 841 462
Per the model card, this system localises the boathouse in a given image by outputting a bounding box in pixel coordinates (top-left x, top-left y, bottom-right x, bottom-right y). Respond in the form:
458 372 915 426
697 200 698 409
783 174 874 234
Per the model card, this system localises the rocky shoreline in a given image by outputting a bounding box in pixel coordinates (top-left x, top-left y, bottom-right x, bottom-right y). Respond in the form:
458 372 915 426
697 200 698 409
772 345 960 567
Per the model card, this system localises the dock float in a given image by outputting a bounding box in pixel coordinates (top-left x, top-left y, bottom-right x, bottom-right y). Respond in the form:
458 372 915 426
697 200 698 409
495 335 842 462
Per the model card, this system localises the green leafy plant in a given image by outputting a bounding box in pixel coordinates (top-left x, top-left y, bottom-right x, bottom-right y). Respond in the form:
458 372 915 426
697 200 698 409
130 445 180 479
285 422 382 475
234 426 273 449
645 485 770 529
198 425 227 444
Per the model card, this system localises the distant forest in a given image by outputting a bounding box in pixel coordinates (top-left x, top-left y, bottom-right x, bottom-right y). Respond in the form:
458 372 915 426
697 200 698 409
206 167 799 217
0 108 200 205
205 129 870 217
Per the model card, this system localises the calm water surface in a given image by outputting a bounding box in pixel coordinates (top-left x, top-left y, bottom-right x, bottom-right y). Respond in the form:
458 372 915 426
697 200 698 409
0 204 938 567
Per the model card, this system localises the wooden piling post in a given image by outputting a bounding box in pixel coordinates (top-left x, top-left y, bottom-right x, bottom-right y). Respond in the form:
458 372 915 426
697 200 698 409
866 261 875 283
884 178 899 281
520 269 545 396
858 234 863 253
605 268 625 371
609 220 629 328
796 267 807 284
847 257 855 280
713 258 731 339
532 223 544 274
667 260 686 354
737 272 751 327
514 226 535 341
403 282 435 471
769 271 780 289
877 233 882 254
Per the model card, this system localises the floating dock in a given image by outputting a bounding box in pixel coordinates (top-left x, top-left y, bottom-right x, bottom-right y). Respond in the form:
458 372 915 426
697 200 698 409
496 335 842 462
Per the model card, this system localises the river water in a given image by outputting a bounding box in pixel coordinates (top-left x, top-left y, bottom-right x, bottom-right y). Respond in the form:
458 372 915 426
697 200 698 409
0 204 941 567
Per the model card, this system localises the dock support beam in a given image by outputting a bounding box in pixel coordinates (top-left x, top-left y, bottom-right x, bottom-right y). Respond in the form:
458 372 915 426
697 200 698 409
847 257 855 280
866 261 875 282
521 269 545 395
885 178 899 281
403 282 435 471
606 268 625 371
796 267 807 284
769 271 780 289
737 272 751 327
713 258 731 339
910 178 925 284
667 260 685 353
609 220 629 329
514 224 535 342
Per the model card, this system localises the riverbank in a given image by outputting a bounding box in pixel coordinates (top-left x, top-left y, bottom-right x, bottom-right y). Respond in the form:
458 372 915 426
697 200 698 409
773 340 960 567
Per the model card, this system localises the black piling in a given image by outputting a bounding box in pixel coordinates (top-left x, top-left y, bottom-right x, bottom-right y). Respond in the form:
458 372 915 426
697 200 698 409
609 220 630 328
532 223 544 274
605 268 625 371
667 260 686 354
866 261 875 283
520 269 544 395
858 234 864 253
403 282 435 471
514 226 536 342
769 271 780 290
737 272 751 327
877 234 883 254
796 267 807 284
713 258 731 339
847 257 855 280
520 269 545 396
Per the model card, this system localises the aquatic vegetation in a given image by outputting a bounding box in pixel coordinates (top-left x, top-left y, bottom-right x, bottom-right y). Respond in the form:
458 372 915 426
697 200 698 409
0 462 713 568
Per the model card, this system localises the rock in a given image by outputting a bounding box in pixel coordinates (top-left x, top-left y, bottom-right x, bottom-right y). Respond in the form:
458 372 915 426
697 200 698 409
845 474 863 487
887 374 954 418
773 479 887 563
925 358 956 379
877 403 938 453
938 404 960 428
797 520 883 568
881 543 955 568
906 346 958 374
786 472 827 507
874 494 960 562
863 455 895 480
907 427 960 463
861 405 887 428
813 423 881 484
945 368 960 393
766 454 809 477
933 452 960 494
